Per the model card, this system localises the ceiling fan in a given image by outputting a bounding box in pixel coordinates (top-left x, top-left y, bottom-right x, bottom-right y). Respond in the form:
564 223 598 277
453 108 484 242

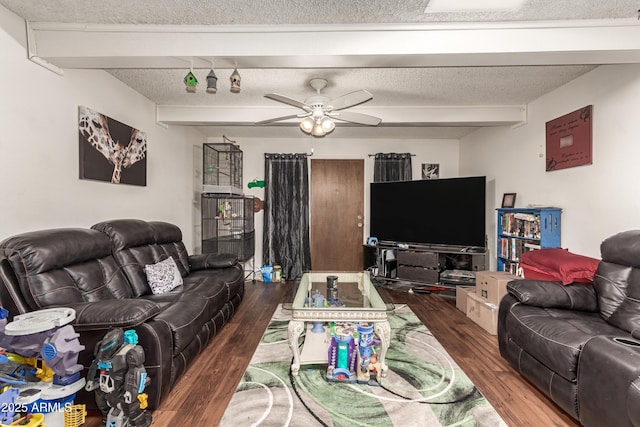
255 78 382 137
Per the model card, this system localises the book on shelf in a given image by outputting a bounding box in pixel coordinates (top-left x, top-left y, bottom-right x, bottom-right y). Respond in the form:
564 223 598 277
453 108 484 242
513 213 537 222
502 260 524 277
499 237 541 262
500 212 542 239
524 242 541 251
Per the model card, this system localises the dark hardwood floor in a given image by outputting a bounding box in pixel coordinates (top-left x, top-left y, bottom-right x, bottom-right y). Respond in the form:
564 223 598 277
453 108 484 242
84 281 580 426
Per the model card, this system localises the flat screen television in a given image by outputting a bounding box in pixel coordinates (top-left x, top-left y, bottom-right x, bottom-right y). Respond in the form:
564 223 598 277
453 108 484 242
369 176 486 248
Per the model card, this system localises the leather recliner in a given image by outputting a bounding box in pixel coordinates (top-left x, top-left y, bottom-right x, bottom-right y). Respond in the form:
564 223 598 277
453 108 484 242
0 219 244 410
498 230 640 427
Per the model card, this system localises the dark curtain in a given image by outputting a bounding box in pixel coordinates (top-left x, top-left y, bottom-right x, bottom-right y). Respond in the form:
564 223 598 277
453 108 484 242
263 153 311 280
373 153 413 182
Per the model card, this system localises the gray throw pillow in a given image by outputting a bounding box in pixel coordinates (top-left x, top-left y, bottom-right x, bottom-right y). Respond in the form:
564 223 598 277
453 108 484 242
144 257 183 294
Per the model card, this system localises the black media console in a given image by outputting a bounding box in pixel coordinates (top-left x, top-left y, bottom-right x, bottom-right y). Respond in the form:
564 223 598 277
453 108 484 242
363 242 487 287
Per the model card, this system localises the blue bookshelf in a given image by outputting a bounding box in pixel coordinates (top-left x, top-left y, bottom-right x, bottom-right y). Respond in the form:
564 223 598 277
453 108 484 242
496 207 562 273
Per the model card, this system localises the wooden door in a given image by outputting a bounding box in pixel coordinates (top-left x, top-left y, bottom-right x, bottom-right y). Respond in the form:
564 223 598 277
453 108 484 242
310 159 364 271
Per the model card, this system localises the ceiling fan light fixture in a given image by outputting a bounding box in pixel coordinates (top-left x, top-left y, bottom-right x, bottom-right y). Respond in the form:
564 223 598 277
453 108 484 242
300 117 314 134
312 122 326 137
261 78 381 135
320 117 335 133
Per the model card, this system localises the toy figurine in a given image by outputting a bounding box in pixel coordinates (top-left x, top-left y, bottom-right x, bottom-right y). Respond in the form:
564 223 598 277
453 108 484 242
357 324 378 367
356 323 382 385
365 354 382 384
310 290 326 333
247 179 265 189
85 328 152 427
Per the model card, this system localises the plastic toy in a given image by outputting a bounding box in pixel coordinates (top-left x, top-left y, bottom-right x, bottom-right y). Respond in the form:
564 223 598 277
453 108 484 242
0 387 19 424
325 322 383 385
356 323 381 385
217 201 233 224
247 179 265 189
306 286 343 309
0 307 86 425
356 324 376 367
85 328 152 427
8 413 44 426
63 404 86 427
310 290 326 333
326 324 358 383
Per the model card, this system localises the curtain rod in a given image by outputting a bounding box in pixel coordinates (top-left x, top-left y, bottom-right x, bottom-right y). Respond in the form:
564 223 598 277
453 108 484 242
368 153 415 157
264 148 314 158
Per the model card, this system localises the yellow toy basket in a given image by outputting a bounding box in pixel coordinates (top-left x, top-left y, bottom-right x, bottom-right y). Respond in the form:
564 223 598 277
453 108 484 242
63 404 86 427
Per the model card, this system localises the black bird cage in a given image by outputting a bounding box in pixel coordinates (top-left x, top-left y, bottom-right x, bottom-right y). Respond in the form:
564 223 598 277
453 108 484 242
202 143 243 195
201 194 255 262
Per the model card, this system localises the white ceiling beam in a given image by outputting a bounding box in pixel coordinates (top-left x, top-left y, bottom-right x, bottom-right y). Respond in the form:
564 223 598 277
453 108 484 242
27 20 640 69
156 105 526 127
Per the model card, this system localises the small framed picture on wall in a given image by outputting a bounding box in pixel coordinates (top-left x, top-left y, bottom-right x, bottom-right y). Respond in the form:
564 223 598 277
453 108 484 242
421 163 439 179
502 193 517 208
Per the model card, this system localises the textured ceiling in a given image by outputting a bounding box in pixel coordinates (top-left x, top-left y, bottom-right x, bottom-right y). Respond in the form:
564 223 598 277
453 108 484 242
1 0 637 139
1 0 635 25
107 66 597 107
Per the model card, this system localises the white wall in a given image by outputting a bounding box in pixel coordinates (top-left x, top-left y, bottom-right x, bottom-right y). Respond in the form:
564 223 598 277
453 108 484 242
0 6 203 251
13 0 635 266
460 64 640 265
207 135 460 269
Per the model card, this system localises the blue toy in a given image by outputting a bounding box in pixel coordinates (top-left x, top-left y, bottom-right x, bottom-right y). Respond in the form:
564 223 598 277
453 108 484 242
324 322 383 385
356 323 382 385
85 328 151 427
326 324 358 383
310 291 326 333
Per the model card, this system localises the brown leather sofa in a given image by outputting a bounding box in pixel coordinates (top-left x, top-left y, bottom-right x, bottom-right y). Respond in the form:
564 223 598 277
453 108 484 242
498 230 640 427
0 219 244 410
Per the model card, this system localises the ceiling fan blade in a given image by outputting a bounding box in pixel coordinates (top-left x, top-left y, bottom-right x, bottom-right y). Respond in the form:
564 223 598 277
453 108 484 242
326 90 373 111
264 93 311 111
255 113 310 125
330 111 382 126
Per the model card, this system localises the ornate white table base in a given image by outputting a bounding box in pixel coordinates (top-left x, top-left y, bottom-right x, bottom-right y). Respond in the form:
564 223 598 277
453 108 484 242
288 320 305 376
374 320 391 374
287 318 391 377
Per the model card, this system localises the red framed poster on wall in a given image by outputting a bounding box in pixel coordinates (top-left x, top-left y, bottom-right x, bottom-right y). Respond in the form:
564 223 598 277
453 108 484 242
545 105 592 172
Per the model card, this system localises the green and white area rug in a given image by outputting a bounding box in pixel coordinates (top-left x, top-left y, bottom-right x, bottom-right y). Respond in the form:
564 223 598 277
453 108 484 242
220 305 506 427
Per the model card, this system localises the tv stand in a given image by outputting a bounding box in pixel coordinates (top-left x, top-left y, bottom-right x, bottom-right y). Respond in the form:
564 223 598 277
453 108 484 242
364 243 487 288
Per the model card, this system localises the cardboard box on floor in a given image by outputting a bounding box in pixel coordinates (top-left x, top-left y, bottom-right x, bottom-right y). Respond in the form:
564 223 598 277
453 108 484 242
455 286 476 312
466 291 498 335
475 271 519 306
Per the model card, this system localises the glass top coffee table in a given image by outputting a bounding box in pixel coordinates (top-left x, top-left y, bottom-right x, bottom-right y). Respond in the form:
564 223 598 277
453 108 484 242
284 271 394 378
